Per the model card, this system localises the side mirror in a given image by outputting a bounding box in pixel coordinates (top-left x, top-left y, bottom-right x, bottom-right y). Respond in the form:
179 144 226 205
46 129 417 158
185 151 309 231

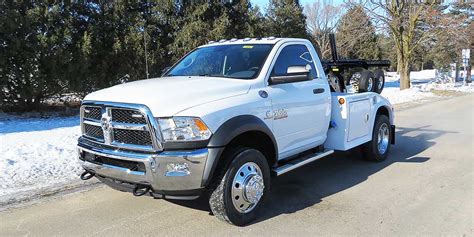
270 65 311 85
161 66 171 76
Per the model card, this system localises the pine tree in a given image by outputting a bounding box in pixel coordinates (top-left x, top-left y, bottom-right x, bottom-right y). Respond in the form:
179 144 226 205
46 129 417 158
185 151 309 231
171 1 261 60
265 0 309 38
336 5 381 60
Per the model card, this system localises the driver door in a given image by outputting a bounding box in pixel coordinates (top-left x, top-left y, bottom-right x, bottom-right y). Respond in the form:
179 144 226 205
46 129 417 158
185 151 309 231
267 43 330 159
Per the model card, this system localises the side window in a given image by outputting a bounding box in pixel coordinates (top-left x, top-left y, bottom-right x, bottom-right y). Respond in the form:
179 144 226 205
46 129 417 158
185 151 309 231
272 44 317 79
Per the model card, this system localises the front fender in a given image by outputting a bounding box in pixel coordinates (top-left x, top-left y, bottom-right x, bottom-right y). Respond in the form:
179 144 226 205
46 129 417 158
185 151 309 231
201 115 278 187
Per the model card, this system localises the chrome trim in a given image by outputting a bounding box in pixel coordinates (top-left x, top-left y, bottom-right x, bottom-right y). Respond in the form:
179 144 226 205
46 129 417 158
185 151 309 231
103 164 146 176
80 101 163 151
79 145 155 160
78 144 209 191
111 122 148 131
110 141 154 151
274 150 334 176
83 120 101 126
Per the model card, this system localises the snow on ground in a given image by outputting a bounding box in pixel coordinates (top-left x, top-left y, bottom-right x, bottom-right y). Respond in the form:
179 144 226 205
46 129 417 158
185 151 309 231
1 69 473 206
0 116 84 205
381 69 474 105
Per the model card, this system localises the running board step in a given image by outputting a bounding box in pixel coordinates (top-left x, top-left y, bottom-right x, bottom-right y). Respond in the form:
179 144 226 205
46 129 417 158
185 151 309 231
273 150 334 176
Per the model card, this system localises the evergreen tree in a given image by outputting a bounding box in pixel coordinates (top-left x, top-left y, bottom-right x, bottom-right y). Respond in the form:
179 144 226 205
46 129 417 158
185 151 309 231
0 1 75 109
265 0 309 38
336 5 381 60
171 1 260 60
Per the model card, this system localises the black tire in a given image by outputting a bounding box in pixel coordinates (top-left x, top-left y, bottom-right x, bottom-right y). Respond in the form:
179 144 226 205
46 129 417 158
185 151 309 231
209 147 271 226
363 115 391 161
358 70 376 93
374 69 385 94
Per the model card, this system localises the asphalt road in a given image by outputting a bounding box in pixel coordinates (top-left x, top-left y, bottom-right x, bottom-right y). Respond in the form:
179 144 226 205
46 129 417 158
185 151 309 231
1 94 473 236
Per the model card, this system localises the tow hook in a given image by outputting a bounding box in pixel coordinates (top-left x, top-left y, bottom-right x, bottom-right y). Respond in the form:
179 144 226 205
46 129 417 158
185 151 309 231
133 185 151 197
80 170 95 180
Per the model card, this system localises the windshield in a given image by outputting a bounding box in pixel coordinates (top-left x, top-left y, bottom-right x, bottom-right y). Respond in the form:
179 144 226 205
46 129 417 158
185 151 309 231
166 44 273 79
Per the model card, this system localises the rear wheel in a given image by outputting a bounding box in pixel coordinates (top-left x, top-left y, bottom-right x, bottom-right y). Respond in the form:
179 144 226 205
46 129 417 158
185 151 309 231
363 115 391 161
374 69 385 94
209 148 271 226
358 70 376 93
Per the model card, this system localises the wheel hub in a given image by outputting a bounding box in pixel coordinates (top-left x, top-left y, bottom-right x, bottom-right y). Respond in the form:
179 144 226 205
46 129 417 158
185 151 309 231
377 77 383 90
377 123 389 154
368 77 374 91
244 175 264 204
231 162 265 213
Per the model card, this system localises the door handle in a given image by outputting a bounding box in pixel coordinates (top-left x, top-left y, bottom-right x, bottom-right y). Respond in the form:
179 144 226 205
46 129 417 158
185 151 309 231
313 88 325 94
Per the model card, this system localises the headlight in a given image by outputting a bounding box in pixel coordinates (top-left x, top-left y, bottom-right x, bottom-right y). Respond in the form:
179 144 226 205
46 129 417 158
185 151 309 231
157 117 212 142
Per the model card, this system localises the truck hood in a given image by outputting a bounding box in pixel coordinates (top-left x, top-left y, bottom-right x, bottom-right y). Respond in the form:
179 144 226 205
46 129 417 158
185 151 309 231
84 76 251 117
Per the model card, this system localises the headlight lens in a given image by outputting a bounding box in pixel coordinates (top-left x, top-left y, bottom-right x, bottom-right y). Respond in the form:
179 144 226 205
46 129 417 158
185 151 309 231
157 117 212 142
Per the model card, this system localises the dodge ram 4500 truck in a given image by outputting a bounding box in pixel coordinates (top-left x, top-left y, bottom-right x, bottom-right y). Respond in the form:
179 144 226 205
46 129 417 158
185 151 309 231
77 37 395 226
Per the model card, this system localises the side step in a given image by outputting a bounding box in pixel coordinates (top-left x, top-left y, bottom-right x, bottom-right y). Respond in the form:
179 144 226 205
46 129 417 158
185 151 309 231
273 150 334 176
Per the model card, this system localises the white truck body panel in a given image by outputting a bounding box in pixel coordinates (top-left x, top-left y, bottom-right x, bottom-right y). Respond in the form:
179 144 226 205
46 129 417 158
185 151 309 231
324 92 393 151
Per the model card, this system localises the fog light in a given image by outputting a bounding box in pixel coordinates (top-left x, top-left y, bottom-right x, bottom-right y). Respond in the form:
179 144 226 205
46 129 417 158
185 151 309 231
165 163 190 177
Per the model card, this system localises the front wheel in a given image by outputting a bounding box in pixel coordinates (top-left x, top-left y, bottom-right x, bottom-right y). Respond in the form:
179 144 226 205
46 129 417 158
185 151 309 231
362 115 391 161
209 148 271 226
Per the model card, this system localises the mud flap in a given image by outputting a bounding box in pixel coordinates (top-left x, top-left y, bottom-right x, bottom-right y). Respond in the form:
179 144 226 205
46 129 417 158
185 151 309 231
390 125 396 144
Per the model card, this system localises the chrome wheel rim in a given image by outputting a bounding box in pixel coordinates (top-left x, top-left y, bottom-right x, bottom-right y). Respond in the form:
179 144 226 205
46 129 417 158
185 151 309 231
231 162 265 213
377 123 389 154
377 77 384 90
368 77 374 92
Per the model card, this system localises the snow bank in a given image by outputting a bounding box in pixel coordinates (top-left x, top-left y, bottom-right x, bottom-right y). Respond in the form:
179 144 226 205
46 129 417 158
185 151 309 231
0 116 83 205
381 70 474 105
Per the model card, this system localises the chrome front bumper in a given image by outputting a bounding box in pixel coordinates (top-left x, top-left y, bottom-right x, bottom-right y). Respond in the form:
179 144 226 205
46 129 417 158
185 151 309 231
78 142 211 196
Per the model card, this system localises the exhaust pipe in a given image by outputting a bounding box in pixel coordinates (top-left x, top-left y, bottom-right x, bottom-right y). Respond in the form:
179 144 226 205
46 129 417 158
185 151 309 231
133 185 151 197
80 170 95 180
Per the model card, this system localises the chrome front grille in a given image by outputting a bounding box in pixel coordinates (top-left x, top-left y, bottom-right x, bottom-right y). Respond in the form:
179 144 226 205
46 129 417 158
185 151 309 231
80 102 162 151
83 106 101 120
111 109 147 124
84 123 104 140
113 129 152 146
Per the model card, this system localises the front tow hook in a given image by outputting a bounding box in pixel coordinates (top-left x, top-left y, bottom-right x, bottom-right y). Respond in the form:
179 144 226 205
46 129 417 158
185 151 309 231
80 171 95 180
133 185 151 197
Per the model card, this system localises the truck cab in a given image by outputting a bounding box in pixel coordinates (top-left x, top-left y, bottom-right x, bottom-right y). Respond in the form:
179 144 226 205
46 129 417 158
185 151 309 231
77 37 395 226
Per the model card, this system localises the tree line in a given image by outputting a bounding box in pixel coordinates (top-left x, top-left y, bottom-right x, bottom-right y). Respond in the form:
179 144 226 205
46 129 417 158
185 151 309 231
0 0 472 111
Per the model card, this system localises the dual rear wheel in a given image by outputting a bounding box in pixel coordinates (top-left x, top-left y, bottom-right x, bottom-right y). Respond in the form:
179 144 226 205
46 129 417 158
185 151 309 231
349 69 385 94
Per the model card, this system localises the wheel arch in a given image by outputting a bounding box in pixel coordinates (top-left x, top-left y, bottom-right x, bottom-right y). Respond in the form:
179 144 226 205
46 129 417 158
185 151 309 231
368 104 393 138
376 105 392 123
203 115 278 187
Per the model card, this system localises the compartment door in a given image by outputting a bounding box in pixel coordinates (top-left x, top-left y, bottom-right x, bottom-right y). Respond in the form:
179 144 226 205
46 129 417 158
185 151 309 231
347 99 371 142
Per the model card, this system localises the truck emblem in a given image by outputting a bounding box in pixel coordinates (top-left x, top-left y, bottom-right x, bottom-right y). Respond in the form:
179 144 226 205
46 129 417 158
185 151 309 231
100 113 113 144
273 109 288 120
264 110 273 119
259 90 268 98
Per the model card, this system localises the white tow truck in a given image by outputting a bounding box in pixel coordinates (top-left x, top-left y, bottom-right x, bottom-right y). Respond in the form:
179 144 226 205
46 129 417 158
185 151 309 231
77 37 395 226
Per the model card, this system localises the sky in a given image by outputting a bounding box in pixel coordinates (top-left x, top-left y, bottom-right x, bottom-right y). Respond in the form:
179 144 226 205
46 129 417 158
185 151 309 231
250 0 345 11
